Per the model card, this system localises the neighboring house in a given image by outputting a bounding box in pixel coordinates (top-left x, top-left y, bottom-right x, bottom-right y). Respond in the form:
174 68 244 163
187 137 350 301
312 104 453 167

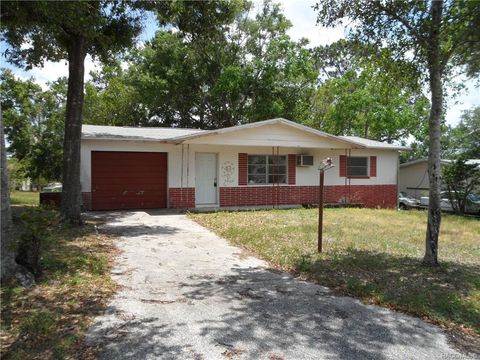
80 118 407 211
399 158 480 199
20 178 32 191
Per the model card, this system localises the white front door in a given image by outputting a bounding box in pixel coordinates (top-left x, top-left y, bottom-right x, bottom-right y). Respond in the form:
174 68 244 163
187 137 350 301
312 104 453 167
195 153 218 205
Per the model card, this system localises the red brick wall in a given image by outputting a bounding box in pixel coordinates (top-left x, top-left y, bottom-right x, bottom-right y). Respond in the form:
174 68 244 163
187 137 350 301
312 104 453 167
43 192 93 211
169 188 195 208
219 184 397 209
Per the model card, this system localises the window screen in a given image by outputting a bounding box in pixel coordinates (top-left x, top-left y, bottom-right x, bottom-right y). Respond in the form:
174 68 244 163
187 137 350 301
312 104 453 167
248 155 287 184
347 157 368 176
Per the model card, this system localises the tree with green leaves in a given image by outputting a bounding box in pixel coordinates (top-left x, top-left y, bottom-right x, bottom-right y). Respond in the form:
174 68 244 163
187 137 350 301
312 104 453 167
442 159 480 215
84 62 145 126
309 45 430 142
84 0 317 129
1 1 146 224
1 70 66 185
83 0 250 128
445 106 480 159
315 0 480 266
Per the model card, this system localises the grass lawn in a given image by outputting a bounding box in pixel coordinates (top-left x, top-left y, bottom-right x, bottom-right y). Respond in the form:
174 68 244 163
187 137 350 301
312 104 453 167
190 208 480 338
1 207 117 359
10 191 39 206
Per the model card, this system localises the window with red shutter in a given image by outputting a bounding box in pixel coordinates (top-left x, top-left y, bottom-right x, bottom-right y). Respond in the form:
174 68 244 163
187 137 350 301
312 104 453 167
370 156 377 177
339 155 347 177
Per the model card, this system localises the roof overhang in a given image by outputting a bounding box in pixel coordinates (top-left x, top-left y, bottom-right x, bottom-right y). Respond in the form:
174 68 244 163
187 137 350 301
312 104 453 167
81 118 408 151
170 118 366 149
400 158 452 168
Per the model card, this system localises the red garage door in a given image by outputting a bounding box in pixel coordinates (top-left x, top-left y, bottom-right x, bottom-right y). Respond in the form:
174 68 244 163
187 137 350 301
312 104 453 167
91 151 167 210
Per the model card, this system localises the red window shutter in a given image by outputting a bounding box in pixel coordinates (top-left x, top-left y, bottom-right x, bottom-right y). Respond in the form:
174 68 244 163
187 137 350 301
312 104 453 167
370 156 377 177
238 153 248 185
339 155 347 177
288 154 296 185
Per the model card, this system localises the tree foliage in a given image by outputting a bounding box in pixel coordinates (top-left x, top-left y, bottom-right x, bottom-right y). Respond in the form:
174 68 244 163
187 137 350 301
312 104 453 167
84 63 144 126
315 0 480 266
84 1 317 129
445 106 480 159
310 42 430 141
1 1 144 67
1 69 66 183
1 0 147 223
442 159 480 215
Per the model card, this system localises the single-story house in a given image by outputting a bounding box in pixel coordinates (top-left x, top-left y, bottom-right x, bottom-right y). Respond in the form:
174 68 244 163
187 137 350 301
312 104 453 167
399 158 480 199
80 118 407 211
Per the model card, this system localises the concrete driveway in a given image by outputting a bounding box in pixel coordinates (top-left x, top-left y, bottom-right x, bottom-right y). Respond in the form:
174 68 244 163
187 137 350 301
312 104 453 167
87 210 471 360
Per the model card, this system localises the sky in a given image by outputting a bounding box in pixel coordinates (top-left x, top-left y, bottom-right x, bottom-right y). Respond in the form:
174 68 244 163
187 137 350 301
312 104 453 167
1 0 478 126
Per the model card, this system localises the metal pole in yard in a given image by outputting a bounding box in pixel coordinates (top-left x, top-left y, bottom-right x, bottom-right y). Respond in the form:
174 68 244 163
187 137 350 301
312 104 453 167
318 157 334 253
318 169 324 253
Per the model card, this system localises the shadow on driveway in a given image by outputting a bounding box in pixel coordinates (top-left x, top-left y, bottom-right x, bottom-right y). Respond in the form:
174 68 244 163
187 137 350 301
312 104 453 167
174 266 456 360
87 212 471 359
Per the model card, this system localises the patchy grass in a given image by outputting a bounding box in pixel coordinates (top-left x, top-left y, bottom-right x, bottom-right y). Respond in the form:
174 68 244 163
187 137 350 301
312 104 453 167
1 208 117 359
190 208 480 338
10 191 39 206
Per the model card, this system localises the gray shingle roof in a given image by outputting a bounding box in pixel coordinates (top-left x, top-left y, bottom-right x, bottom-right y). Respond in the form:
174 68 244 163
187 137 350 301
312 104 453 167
400 158 480 167
339 136 409 150
82 125 205 141
82 121 408 150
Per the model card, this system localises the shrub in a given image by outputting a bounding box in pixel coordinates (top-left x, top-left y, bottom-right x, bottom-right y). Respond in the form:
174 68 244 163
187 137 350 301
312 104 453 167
15 207 60 279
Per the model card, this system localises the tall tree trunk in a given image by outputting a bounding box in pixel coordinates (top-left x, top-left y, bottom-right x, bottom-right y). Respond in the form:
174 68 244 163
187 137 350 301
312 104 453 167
0 113 16 281
423 0 443 266
61 35 87 224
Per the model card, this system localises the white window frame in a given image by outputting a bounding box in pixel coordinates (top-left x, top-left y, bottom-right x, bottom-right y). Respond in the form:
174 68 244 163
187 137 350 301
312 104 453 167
347 156 369 177
247 155 287 185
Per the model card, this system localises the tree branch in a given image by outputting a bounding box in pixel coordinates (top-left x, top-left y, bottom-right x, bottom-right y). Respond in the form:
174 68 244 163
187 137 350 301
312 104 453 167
375 3 428 48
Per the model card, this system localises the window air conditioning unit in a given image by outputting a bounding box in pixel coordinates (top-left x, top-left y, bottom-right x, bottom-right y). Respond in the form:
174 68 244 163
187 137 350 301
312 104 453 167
297 155 314 167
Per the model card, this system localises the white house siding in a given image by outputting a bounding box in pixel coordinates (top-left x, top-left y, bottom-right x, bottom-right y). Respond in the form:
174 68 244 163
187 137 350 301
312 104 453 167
295 149 398 186
183 123 354 149
399 162 430 198
82 143 400 189
81 137 400 210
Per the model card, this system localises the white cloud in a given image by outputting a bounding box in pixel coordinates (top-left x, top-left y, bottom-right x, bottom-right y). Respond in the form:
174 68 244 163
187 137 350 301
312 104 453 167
251 0 345 47
445 79 480 126
27 55 97 89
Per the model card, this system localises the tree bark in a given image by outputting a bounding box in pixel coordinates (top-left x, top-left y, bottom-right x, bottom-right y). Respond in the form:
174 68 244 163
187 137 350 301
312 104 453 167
61 35 87 224
423 0 443 266
0 113 16 281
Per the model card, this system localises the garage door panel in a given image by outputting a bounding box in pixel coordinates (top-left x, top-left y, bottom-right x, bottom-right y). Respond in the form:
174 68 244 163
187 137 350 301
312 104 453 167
92 151 167 210
92 191 167 199
93 175 167 182
94 165 166 174
92 184 167 191
93 180 167 186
